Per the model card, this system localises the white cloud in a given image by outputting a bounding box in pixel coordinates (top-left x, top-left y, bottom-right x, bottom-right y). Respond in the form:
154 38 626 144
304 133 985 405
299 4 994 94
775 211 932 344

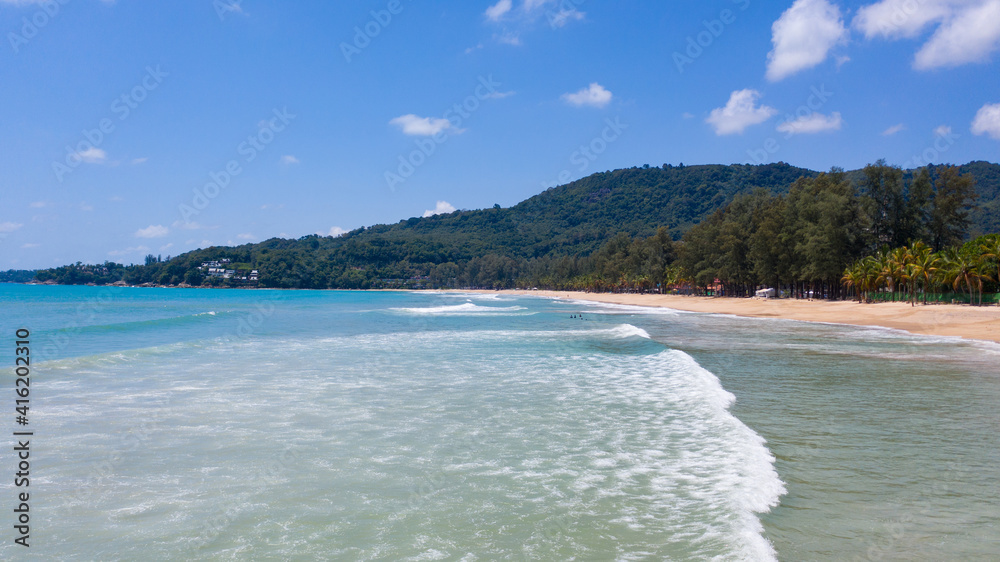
323 226 348 237
548 8 585 28
172 220 212 231
281 155 300 165
0 222 23 233
934 124 953 137
495 32 522 46
485 0 512 21
483 90 516 99
562 83 613 108
777 112 843 135
971 102 1000 139
79 202 94 211
135 225 169 238
21 243 40 249
236 233 256 240
29 201 46 208
882 123 906 136
915 1 1000 69
390 114 458 136
766 0 848 81
75 147 107 164
854 0 1000 70
482 0 585 31
706 89 778 135
423 201 457 217
854 0 953 38
1 0 112 4
108 246 150 257
131 157 148 165
159 243 174 251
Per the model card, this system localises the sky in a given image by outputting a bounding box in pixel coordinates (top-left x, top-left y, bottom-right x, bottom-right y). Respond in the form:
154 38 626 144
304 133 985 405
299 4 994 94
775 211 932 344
1 0 998 270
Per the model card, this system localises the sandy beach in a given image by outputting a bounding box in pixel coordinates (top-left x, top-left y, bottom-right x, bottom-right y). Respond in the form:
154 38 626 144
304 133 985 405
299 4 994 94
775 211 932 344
476 290 1000 344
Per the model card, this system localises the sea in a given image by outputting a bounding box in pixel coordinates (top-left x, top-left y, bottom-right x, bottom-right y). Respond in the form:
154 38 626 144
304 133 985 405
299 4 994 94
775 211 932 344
1 284 998 560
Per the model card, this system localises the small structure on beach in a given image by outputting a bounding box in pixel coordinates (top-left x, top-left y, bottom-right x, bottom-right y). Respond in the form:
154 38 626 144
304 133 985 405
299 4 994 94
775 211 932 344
755 288 776 299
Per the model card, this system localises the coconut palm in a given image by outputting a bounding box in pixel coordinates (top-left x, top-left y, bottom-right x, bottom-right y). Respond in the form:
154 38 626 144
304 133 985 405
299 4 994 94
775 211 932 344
981 235 1000 304
889 246 912 303
907 242 939 305
842 262 863 302
941 248 989 306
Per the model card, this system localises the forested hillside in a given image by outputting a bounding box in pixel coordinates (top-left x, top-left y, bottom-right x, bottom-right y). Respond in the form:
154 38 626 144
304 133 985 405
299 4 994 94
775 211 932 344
33 161 1000 292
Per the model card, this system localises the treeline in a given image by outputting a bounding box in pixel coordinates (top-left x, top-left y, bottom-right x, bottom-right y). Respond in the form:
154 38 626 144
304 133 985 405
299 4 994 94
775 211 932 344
844 237 999 305
31 161 994 298
34 262 134 286
0 270 38 283
673 163 979 298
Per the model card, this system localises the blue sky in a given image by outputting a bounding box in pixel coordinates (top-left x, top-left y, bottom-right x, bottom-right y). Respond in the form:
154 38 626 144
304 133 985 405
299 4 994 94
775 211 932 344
1 0 998 269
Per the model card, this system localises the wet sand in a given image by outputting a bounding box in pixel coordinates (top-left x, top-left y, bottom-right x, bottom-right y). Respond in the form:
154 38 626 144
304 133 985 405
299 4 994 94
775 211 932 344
475 290 1000 344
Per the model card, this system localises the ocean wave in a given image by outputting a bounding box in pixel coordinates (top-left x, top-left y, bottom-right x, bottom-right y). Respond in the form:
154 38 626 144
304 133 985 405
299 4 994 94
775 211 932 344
389 302 531 316
606 323 652 339
558 299 684 316
653 350 786 560
45 310 228 336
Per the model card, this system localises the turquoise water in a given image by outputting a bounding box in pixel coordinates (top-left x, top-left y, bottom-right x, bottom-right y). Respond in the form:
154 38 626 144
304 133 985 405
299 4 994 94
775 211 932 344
1 285 998 560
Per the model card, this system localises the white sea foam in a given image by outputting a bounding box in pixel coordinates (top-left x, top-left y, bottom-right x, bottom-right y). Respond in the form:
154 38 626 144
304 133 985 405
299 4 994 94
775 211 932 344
390 302 530 316
24 294 789 561
606 324 652 339
560 298 684 316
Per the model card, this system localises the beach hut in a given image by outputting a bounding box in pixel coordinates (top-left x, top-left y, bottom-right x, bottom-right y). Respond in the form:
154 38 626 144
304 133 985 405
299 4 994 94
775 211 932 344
755 288 776 299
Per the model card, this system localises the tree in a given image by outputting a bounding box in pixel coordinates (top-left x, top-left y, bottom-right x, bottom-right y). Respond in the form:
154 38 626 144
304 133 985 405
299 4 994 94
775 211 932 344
184 269 204 286
980 234 1000 301
929 166 977 250
904 168 933 245
941 248 987 305
786 173 864 298
907 242 939 305
860 159 905 249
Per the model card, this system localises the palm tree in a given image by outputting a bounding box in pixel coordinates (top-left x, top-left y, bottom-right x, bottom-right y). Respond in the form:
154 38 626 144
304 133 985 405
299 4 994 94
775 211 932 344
941 248 989 306
852 255 878 303
842 262 863 303
907 242 940 305
981 235 1000 305
889 246 912 303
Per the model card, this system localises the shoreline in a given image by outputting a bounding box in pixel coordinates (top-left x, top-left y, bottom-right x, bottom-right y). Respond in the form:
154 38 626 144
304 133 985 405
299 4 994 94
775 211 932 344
13 283 1000 344
470 290 1000 344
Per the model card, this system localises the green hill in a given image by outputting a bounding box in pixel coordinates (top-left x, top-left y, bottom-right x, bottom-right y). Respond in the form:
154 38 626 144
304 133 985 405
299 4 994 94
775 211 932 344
34 161 999 289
